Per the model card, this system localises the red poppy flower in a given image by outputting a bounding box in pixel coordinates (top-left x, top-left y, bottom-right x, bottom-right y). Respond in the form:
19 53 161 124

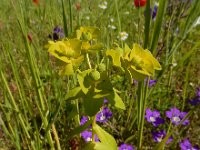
33 0 39 5
134 0 146 7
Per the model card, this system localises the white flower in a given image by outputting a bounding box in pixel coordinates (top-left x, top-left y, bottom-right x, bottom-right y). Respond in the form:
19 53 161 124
85 16 90 20
110 18 114 22
108 24 116 30
119 31 128 41
193 16 200 27
98 1 108 9
124 11 130 15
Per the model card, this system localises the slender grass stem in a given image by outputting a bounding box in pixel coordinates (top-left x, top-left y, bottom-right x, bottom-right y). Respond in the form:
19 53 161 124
181 60 191 110
92 116 96 142
68 0 73 34
138 77 149 149
114 0 123 47
0 70 30 139
52 124 61 150
144 0 151 48
137 7 141 44
86 53 92 69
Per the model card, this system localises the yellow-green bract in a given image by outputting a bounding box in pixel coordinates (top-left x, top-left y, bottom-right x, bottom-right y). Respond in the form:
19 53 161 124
47 39 84 75
106 43 162 81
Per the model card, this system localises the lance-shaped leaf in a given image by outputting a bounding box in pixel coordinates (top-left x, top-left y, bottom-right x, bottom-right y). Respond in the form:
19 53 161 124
93 124 118 150
82 124 118 150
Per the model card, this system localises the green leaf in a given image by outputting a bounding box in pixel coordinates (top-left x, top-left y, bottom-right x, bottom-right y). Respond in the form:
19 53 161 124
93 124 117 150
150 0 168 54
83 91 104 116
94 142 116 150
106 91 125 110
77 69 93 94
82 142 117 150
82 143 95 150
61 0 68 36
65 86 83 100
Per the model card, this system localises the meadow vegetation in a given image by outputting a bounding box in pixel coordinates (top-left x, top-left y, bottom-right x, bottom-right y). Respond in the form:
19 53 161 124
0 0 199 149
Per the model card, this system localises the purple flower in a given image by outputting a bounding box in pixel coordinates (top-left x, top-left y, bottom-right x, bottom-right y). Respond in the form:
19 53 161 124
80 116 89 126
96 107 112 123
104 98 109 104
188 97 200 106
49 26 64 41
152 4 158 20
145 108 164 127
196 88 200 97
81 130 99 142
179 139 199 150
144 3 158 20
166 107 189 126
188 88 200 106
148 79 157 87
152 130 173 144
118 143 134 150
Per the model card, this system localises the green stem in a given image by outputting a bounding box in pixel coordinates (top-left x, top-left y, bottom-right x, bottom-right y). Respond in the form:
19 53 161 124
137 7 141 43
52 124 61 150
167 54 174 95
92 116 96 142
138 77 149 149
86 53 92 69
68 0 73 33
114 0 123 47
182 60 191 110
137 81 144 130
0 70 30 139
144 0 151 48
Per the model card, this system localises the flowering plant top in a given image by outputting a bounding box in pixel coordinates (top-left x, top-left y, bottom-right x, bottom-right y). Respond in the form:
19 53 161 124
106 44 162 81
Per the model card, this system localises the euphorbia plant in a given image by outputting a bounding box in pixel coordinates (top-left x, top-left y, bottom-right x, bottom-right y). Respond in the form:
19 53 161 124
47 26 162 149
47 26 125 149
